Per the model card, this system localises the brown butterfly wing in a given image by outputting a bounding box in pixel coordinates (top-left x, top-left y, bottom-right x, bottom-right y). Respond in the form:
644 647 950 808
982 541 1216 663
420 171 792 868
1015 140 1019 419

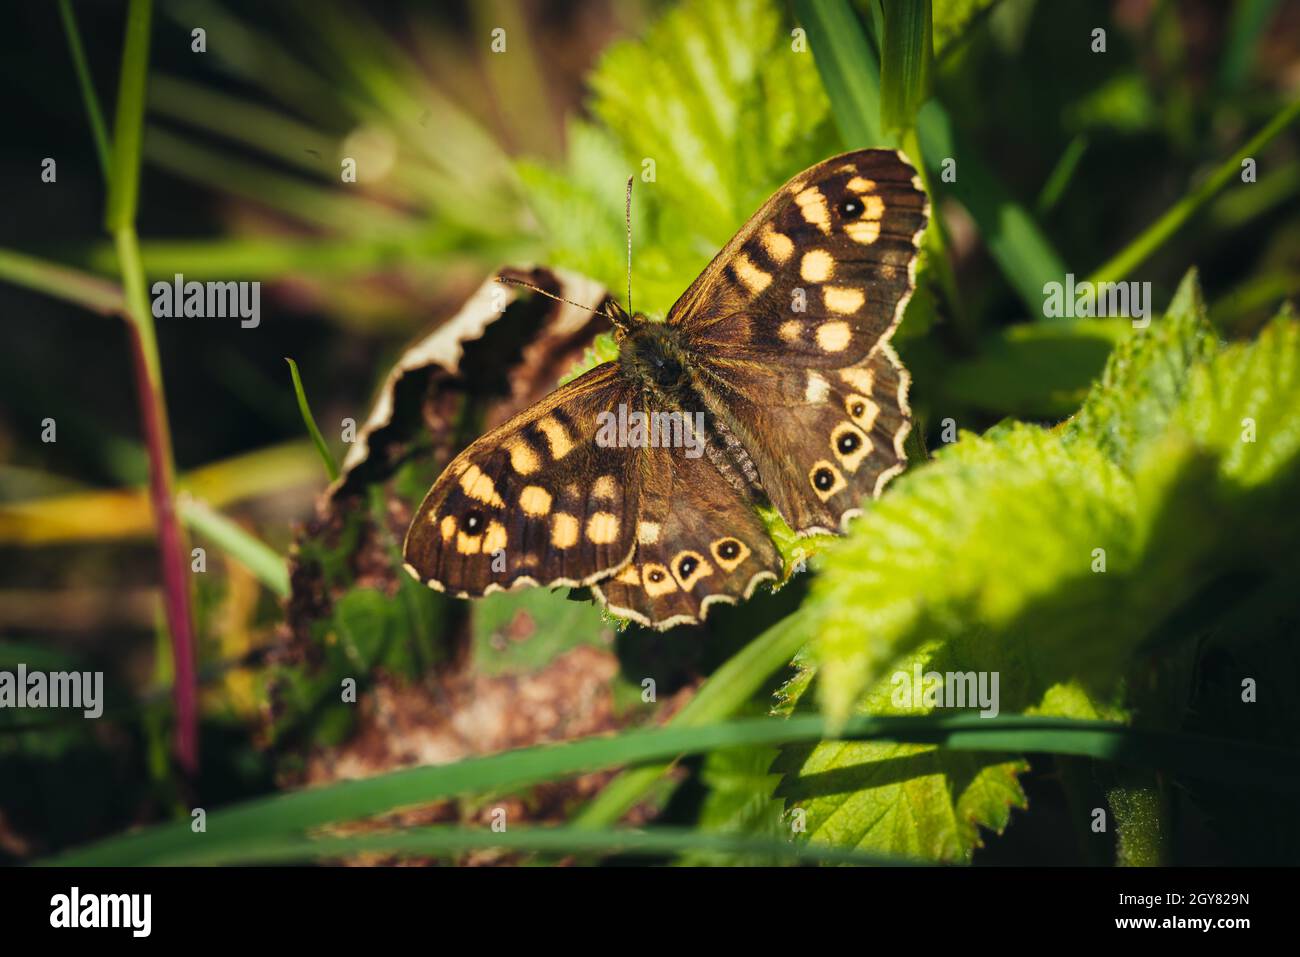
403 363 642 596
668 148 928 367
700 345 912 535
667 149 927 534
591 442 781 630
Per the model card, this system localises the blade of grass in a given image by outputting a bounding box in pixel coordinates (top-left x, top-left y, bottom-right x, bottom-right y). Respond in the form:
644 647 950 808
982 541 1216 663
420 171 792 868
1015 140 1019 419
178 495 289 598
0 247 124 316
1218 0 1280 93
794 0 884 146
133 825 910 867
575 610 807 827
0 441 322 545
1036 134 1089 214
57 0 112 182
879 0 933 135
1087 96 1300 286
44 712 1300 865
285 358 339 482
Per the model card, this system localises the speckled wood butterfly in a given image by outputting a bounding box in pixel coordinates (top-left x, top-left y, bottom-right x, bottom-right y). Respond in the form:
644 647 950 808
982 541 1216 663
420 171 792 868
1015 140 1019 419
403 149 929 629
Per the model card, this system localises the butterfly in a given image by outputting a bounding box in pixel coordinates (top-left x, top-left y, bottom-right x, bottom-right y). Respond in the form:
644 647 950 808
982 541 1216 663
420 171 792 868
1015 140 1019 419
403 149 929 630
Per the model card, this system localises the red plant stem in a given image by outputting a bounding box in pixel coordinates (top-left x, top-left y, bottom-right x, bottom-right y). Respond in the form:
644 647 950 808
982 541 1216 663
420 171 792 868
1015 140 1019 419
126 320 198 774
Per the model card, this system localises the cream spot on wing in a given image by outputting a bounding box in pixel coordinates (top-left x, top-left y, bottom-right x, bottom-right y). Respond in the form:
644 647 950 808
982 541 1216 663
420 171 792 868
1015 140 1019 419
830 421 871 473
482 520 508 554
439 515 457 541
456 531 483 555
637 521 661 544
795 187 831 234
816 320 853 352
586 511 620 545
592 475 617 500
734 252 773 295
845 220 881 244
846 176 876 192
761 224 794 263
459 464 504 506
800 249 834 282
614 565 641 585
863 195 885 219
519 485 552 516
846 393 880 431
536 416 574 460
779 320 802 342
642 563 678 596
551 512 579 548
823 287 864 314
841 367 875 393
507 440 540 475
805 371 830 403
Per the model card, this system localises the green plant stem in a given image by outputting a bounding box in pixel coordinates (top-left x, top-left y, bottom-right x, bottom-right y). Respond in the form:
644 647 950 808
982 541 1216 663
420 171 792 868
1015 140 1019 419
1088 97 1300 285
58 0 113 182
285 357 340 481
104 0 198 774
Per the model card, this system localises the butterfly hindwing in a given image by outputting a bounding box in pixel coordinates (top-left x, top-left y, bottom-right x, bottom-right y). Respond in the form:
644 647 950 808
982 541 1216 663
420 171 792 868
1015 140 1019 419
403 364 642 595
591 442 781 629
695 346 911 535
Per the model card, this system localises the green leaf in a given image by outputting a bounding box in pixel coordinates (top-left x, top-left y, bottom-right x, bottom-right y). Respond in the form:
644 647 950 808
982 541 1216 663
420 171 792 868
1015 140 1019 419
680 740 789 866
1065 270 1217 471
774 641 1027 863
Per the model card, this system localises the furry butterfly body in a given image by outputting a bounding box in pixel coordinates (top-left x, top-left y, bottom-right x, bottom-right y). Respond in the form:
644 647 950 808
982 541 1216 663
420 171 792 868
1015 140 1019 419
404 149 929 629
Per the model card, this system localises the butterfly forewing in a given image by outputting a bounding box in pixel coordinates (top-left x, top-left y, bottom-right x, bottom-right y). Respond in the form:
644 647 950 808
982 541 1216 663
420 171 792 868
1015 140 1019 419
669 149 927 369
403 364 643 595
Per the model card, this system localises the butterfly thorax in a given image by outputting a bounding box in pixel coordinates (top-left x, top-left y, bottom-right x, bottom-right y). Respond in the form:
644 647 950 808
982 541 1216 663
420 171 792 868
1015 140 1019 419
618 317 691 396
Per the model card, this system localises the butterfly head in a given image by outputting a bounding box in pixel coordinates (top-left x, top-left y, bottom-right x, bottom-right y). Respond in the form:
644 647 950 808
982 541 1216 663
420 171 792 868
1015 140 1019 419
619 318 688 391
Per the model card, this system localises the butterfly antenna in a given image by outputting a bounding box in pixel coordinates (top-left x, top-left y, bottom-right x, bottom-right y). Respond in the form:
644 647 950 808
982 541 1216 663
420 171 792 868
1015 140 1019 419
625 175 635 317
494 276 617 321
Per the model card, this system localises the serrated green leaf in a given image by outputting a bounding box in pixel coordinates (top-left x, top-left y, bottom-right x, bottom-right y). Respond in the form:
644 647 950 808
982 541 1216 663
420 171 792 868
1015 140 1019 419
811 425 1137 725
774 640 1027 863
1065 270 1217 470
807 271 1300 728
